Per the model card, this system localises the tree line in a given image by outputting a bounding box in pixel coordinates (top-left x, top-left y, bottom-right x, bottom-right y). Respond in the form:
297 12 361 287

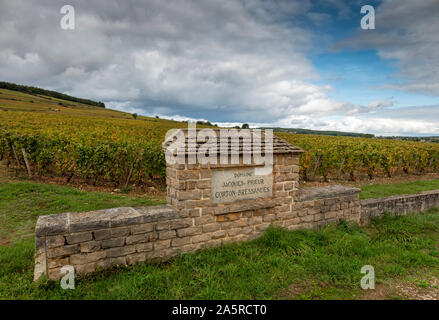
0 81 106 108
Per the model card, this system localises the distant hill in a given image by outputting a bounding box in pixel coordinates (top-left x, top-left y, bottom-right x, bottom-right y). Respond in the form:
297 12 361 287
261 127 374 138
378 136 439 143
260 127 438 142
0 84 189 123
0 81 105 108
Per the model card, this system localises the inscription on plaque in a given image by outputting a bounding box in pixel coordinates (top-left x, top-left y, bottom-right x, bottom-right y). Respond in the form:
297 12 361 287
211 168 273 204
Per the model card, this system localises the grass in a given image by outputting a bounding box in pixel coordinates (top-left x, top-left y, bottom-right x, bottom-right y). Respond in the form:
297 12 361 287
0 182 165 242
0 181 439 299
360 179 439 200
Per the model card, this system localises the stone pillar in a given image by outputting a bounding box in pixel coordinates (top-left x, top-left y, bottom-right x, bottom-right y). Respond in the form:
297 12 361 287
165 150 304 241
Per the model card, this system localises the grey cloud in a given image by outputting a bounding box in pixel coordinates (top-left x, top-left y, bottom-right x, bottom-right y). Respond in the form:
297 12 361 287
1 0 438 134
339 0 439 96
1 0 332 123
361 105 439 121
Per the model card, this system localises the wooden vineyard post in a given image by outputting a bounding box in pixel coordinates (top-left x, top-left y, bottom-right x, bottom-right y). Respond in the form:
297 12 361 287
21 148 32 177
10 143 20 168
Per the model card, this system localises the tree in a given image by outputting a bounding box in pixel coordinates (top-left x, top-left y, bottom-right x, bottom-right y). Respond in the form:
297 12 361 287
242 123 249 129
132 113 138 119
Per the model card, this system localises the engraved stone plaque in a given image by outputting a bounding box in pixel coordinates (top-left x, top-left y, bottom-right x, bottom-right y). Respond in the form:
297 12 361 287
211 167 273 204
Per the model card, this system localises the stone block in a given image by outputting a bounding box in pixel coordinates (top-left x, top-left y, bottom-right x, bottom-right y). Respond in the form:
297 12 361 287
132 223 154 234
202 223 221 233
126 234 149 245
177 170 200 180
215 213 240 222
177 226 202 237
110 256 127 266
159 230 176 240
177 190 201 200
194 215 215 226
47 257 69 269
200 170 212 179
69 207 137 233
171 237 192 247
179 243 201 253
80 241 101 253
65 232 93 244
197 179 210 189
263 214 276 222
201 239 222 249
93 229 111 240
35 212 69 237
126 252 146 265
47 244 80 258
136 242 153 252
192 233 211 244
105 245 136 258
211 230 227 239
169 218 193 230
135 205 180 223
101 237 126 249
75 263 96 274
70 251 106 265
324 211 337 219
46 235 65 248
255 223 270 232
154 240 171 251
111 226 131 238
155 221 171 231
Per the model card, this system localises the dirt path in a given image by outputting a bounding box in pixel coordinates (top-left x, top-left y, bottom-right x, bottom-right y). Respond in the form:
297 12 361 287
278 274 439 300
361 276 439 300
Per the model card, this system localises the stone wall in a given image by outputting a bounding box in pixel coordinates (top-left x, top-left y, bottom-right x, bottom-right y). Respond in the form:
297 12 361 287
360 190 439 225
33 187 439 281
294 185 361 229
35 205 180 281
35 201 279 281
33 185 362 281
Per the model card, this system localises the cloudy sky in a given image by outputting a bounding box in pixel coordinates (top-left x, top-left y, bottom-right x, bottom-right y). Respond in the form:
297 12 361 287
1 0 438 135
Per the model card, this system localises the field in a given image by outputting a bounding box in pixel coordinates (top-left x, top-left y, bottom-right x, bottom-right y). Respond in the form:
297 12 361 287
278 133 439 182
1 181 439 299
1 87 439 189
0 88 191 186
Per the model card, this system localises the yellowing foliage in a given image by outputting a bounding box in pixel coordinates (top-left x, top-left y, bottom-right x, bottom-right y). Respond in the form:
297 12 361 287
0 110 188 185
277 133 439 181
1 87 438 186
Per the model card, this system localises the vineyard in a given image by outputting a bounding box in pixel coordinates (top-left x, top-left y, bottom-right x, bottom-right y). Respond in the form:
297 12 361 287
278 133 439 181
0 88 186 186
1 88 439 187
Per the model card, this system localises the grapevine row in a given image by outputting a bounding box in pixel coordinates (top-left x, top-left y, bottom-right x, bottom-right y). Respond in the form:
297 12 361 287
1 111 439 185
